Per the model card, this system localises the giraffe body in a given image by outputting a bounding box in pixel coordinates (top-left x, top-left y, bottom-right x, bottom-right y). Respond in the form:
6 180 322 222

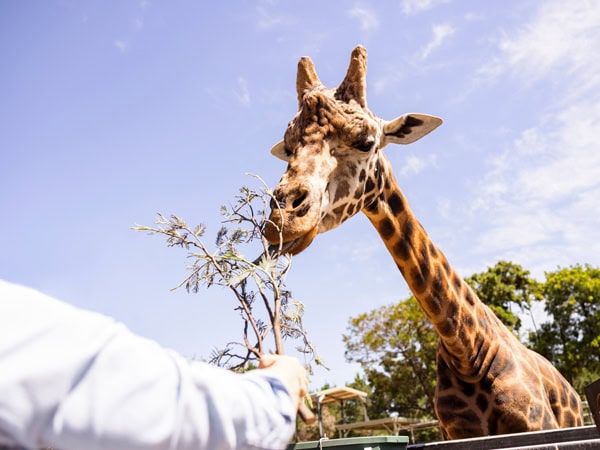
264 46 583 439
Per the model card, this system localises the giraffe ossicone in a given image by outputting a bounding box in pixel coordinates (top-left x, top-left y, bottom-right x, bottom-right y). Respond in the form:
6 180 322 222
265 45 583 439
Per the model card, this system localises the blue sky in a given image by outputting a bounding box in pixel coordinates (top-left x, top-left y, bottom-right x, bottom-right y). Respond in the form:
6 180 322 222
2 0 600 390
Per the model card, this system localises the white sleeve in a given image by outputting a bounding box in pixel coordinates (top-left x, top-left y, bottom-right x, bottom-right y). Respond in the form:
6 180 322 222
0 280 297 450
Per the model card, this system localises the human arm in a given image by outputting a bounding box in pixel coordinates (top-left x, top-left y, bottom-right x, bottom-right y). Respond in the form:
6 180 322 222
0 280 305 450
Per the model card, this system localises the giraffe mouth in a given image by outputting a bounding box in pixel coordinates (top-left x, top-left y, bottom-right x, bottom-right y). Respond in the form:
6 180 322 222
267 227 318 256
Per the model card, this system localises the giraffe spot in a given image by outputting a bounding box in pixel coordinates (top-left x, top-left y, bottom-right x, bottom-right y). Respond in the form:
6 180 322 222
431 266 444 297
379 217 395 239
445 302 459 337
332 205 345 220
437 374 453 391
364 177 375 193
425 292 442 317
542 411 555 428
443 259 451 273
490 354 514 378
495 393 509 406
348 163 357 177
465 289 476 306
437 395 468 410
411 267 426 294
459 409 480 424
458 327 467 346
334 180 351 203
563 411 576 427
452 273 462 292
388 192 405 216
528 404 542 422
364 195 378 212
365 193 379 211
569 392 580 410
548 389 558 405
377 171 384 191
560 388 568 407
459 381 475 397
428 242 438 259
436 408 455 424
346 203 356 217
476 393 489 412
464 315 475 330
359 169 366 182
480 376 493 393
438 318 454 337
394 236 411 261
419 241 431 272
478 315 489 334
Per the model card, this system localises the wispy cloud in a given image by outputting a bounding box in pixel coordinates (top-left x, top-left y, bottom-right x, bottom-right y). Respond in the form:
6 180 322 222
401 0 448 16
348 6 379 32
256 5 292 30
235 77 251 107
453 1 600 276
114 40 128 52
398 154 437 176
478 1 600 90
420 24 455 60
134 18 144 31
113 4 147 53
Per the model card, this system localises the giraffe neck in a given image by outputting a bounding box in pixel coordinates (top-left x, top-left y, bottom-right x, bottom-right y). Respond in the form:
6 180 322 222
362 159 504 378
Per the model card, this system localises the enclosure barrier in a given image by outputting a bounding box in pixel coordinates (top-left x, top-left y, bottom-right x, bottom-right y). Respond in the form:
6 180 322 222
288 425 600 450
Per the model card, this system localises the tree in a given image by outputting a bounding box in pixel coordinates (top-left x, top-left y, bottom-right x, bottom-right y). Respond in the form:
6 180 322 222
464 260 542 336
343 298 438 421
343 260 599 439
529 264 600 391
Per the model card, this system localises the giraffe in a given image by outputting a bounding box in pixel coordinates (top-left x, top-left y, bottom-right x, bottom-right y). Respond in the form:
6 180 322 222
263 46 583 439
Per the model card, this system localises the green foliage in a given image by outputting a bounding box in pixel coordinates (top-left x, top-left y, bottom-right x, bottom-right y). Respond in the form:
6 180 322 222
529 264 600 390
345 374 372 424
343 298 438 420
464 260 542 335
343 260 600 436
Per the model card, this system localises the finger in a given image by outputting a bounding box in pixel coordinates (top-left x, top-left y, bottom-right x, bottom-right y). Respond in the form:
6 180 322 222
258 354 277 369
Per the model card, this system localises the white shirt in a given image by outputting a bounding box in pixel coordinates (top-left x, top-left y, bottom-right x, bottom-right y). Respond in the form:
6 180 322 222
0 280 296 450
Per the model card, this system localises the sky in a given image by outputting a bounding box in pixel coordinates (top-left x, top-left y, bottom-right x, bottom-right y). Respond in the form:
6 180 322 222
2 0 600 391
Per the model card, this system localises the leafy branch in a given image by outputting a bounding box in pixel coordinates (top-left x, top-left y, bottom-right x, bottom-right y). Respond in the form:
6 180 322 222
133 175 324 373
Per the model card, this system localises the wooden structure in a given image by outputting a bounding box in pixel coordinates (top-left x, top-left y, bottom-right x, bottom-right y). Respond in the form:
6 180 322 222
310 386 438 443
406 425 600 449
311 386 369 438
584 378 600 431
336 416 439 443
294 380 600 448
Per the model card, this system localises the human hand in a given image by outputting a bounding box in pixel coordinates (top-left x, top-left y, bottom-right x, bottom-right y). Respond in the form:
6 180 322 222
258 354 309 412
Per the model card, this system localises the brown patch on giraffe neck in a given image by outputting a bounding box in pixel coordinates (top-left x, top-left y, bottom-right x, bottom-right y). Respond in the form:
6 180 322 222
364 173 508 379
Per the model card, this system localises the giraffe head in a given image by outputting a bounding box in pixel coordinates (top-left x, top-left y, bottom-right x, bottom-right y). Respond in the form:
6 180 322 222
265 46 442 254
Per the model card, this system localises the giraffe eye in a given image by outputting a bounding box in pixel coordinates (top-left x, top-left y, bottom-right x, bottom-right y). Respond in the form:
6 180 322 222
354 138 375 152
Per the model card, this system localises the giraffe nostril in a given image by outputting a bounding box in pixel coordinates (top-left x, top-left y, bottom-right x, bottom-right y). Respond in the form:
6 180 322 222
292 192 307 210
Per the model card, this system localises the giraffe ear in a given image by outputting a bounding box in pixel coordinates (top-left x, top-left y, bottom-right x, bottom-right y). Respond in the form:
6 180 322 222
383 113 442 145
270 140 290 162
